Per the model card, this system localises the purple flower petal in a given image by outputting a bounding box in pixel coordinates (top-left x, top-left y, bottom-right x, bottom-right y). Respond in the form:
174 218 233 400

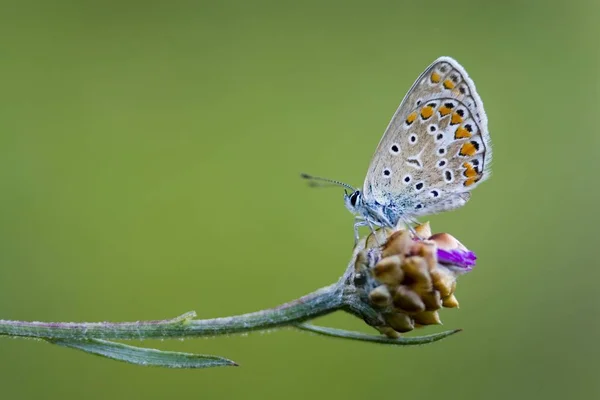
436 248 477 270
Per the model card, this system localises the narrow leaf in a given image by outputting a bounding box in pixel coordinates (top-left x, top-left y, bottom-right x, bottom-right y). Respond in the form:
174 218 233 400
296 323 461 345
47 338 237 369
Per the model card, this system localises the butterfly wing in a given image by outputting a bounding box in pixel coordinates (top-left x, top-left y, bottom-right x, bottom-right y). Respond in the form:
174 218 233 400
362 56 491 219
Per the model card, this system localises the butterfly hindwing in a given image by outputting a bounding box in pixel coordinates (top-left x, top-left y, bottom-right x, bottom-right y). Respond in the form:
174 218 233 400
363 57 491 219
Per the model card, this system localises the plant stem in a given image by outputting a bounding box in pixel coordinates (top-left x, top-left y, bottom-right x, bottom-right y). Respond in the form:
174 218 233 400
0 284 344 341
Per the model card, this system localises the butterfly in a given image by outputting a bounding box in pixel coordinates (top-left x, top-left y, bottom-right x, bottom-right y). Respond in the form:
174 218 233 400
303 56 491 241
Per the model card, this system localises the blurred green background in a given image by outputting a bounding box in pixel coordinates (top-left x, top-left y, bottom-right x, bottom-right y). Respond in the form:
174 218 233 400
1 0 598 399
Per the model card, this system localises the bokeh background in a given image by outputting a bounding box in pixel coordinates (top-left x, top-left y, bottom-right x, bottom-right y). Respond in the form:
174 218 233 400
1 0 598 399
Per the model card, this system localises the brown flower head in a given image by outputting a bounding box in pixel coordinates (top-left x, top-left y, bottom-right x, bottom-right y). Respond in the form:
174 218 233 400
352 222 476 337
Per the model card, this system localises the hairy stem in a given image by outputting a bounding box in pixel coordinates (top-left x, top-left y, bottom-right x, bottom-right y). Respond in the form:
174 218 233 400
0 284 344 341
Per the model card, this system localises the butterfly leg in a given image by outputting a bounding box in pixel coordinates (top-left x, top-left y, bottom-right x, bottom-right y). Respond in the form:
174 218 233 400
353 217 383 246
365 218 383 246
353 218 368 244
402 217 421 238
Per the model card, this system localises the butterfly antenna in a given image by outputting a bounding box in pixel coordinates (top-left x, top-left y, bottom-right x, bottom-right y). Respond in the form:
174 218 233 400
300 173 355 191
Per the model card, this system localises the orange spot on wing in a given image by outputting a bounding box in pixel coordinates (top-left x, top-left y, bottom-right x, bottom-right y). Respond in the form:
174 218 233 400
451 112 463 125
420 106 434 120
443 79 455 89
462 162 478 178
464 177 476 186
438 105 452 117
431 72 441 83
406 112 417 125
455 126 471 139
459 142 477 157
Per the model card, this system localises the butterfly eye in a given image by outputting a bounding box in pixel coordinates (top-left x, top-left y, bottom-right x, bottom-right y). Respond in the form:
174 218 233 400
350 191 360 207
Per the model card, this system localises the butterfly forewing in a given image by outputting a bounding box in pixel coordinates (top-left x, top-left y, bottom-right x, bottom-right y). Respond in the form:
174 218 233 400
363 57 491 219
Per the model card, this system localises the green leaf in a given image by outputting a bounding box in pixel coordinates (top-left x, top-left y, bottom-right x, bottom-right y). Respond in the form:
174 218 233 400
47 338 237 369
296 323 461 345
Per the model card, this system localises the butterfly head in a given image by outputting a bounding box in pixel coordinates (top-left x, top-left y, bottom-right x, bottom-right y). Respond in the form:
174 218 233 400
344 189 363 215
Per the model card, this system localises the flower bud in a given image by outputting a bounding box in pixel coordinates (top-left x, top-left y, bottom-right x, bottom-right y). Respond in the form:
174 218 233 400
412 311 442 326
421 290 442 311
385 312 414 333
369 285 392 308
393 285 426 312
352 223 476 336
373 255 404 285
442 294 460 308
381 230 412 258
402 256 433 292
415 221 432 238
